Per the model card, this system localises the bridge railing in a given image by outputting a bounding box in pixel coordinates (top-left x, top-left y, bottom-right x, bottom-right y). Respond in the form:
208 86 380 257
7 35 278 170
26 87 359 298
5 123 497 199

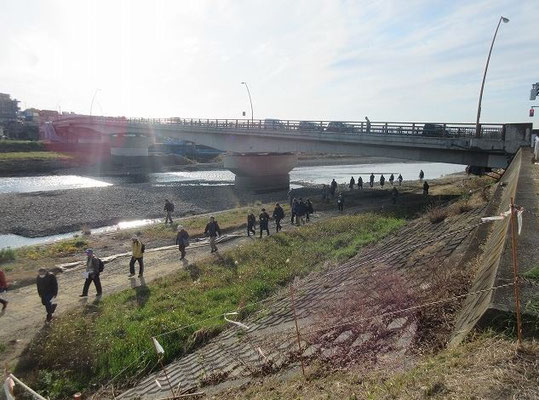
56 115 505 140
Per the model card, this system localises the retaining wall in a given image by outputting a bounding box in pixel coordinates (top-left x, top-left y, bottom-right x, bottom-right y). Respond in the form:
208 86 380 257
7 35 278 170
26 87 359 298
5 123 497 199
450 150 522 346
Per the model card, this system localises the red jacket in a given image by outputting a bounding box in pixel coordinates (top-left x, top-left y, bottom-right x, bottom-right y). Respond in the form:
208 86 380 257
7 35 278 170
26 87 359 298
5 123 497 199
0 270 7 289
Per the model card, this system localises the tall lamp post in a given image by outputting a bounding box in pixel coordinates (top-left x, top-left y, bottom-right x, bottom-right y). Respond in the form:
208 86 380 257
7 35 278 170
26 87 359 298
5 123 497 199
475 16 509 137
90 88 101 116
241 81 254 123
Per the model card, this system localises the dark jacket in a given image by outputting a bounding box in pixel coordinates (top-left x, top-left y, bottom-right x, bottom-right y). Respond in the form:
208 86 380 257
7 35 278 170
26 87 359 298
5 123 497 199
204 221 221 237
86 256 101 276
358 177 363 186
272 206 284 220
349 177 355 187
330 180 337 192
37 273 58 299
370 174 375 183
259 212 270 227
164 201 174 212
176 230 189 246
247 214 256 227
296 202 306 216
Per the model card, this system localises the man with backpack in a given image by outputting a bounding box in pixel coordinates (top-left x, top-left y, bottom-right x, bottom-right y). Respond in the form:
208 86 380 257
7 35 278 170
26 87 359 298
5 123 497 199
175 226 190 260
272 203 284 232
36 268 58 322
129 236 145 277
80 248 103 297
164 199 175 224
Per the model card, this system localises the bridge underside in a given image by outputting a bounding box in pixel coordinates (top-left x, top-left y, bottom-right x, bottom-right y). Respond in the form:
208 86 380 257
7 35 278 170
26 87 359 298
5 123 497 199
148 127 512 168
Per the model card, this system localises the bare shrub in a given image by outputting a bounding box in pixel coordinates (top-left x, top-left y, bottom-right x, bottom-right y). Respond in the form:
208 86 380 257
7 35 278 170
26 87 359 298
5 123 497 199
427 206 448 223
414 259 473 351
305 271 419 367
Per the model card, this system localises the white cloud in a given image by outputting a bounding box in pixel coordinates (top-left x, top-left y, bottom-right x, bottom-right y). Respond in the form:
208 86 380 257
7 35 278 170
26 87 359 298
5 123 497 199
0 0 537 125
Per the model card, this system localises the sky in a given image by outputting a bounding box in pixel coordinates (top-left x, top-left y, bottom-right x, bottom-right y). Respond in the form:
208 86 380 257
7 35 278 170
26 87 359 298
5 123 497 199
0 0 538 124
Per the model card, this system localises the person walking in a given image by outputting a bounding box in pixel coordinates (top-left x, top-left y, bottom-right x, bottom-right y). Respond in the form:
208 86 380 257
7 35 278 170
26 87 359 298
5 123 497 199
398 174 403 186
0 268 8 311
357 176 363 189
365 116 371 133
389 174 395 186
272 203 284 232
306 199 314 222
391 187 399 204
369 173 375 188
321 184 329 202
423 181 429 196
247 212 256 236
337 193 344 211
80 249 102 297
419 169 425 181
259 208 270 237
204 216 221 253
164 199 174 224
129 236 145 277
291 198 298 224
296 198 306 225
175 226 190 260
36 268 58 322
330 179 338 197
380 174 386 188
349 176 355 191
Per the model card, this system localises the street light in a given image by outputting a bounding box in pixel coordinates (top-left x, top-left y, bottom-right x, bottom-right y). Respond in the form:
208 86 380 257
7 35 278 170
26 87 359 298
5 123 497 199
90 88 101 116
475 16 509 137
241 82 254 123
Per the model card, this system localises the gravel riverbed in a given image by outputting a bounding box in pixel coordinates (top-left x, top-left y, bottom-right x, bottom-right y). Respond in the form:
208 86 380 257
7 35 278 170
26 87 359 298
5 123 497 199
0 183 310 237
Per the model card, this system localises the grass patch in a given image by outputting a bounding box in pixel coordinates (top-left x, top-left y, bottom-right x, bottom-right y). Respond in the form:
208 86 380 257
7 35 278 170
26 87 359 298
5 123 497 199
524 266 539 281
0 151 71 161
18 213 404 399
0 140 46 153
16 238 88 261
0 342 5 354
0 248 16 264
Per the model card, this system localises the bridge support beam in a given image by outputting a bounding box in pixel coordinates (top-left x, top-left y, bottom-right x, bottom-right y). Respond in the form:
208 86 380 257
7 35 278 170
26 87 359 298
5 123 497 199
224 153 297 191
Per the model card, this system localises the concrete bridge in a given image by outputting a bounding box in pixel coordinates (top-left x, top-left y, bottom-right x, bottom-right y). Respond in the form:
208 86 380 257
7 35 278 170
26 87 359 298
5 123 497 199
48 116 532 190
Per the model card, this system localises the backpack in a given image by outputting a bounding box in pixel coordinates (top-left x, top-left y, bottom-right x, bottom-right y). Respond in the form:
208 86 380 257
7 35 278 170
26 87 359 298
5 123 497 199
98 258 105 273
141 243 145 253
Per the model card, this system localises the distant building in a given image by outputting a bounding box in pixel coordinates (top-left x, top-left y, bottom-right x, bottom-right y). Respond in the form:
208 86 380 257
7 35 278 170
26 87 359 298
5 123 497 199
0 93 19 122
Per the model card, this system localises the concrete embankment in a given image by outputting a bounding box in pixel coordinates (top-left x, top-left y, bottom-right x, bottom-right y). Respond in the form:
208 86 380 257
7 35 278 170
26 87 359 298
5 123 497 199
451 148 538 345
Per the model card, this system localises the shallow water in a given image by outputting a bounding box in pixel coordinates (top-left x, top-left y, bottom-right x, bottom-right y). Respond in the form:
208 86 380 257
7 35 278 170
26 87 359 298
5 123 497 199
0 175 112 194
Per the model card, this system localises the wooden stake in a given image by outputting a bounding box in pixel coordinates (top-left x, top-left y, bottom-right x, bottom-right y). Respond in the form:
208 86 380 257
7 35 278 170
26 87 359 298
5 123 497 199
509 197 523 346
159 358 177 399
290 283 306 379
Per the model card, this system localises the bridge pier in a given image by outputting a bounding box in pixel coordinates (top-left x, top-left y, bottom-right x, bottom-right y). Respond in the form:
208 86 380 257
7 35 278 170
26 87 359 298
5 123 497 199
110 134 151 167
224 153 297 191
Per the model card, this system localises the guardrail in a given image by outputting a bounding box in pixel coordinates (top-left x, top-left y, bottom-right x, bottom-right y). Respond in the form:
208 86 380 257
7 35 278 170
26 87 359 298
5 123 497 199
54 116 505 140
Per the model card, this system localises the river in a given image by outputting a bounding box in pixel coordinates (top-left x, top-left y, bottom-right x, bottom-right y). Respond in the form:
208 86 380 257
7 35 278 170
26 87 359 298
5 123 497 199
0 161 464 249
